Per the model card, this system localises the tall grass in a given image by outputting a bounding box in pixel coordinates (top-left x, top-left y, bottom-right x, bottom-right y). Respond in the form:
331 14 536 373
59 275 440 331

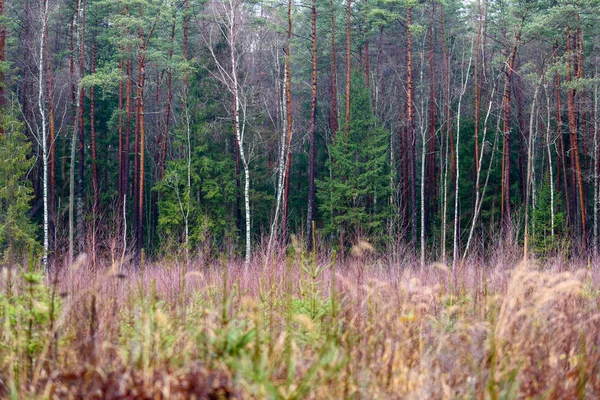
1 249 599 399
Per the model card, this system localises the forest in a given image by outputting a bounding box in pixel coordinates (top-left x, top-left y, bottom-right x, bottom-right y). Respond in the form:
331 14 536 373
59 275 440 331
1 0 600 398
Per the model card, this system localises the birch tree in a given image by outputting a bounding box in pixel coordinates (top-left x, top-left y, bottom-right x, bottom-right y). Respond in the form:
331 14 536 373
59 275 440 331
205 0 252 264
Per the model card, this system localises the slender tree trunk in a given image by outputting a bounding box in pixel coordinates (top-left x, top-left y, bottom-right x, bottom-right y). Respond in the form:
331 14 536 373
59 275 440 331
454 45 473 273
68 6 78 268
594 65 599 258
501 42 517 236
77 0 86 253
516 67 527 200
39 0 49 270
375 26 383 116
160 9 176 182
524 77 543 259
440 4 450 263
426 4 437 235
329 0 339 135
344 0 351 137
44 15 56 269
77 0 86 254
406 6 416 250
281 0 293 242
118 58 125 226
555 61 570 223
473 0 482 201
463 70 502 263
90 34 99 272
136 4 148 256
307 0 318 252
90 36 98 216
544 84 555 239
0 0 6 122
267 48 287 260
566 27 586 238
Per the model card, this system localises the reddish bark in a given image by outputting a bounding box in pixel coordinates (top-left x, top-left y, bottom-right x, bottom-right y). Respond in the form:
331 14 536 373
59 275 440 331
91 36 99 216
329 0 339 135
0 0 5 119
566 27 586 236
307 0 318 251
344 0 351 137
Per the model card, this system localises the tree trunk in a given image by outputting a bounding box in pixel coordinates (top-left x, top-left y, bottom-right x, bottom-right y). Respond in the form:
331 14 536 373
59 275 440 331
38 0 49 270
68 5 77 268
0 0 6 122
524 77 543 259
426 4 437 235
307 0 318 252
281 0 293 242
90 34 98 272
440 3 450 263
91 36 99 217
77 0 86 254
594 66 599 258
406 6 416 251
329 0 339 135
555 60 570 223
344 0 351 137
44 13 56 270
473 0 482 202
544 84 555 239
118 59 124 228
136 4 147 256
160 10 176 182
566 27 586 239
501 42 517 235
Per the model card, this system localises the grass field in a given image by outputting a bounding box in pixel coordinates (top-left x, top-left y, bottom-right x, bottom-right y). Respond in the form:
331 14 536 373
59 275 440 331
1 248 600 399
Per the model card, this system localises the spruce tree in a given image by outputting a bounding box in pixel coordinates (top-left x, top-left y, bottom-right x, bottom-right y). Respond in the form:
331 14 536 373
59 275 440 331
0 103 39 265
317 71 390 247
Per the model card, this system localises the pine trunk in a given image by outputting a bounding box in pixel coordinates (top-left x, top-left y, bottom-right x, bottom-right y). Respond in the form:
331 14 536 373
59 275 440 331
344 0 351 137
307 0 318 252
329 0 339 135
406 7 416 250
77 0 86 254
0 0 5 120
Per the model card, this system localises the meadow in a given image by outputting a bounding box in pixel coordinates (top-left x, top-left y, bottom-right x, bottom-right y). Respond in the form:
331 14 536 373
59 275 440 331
1 245 599 399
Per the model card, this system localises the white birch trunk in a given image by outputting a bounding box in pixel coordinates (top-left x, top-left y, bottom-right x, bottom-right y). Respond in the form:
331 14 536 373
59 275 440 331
543 85 555 238
267 48 287 261
524 78 542 259
452 44 473 271
38 0 49 271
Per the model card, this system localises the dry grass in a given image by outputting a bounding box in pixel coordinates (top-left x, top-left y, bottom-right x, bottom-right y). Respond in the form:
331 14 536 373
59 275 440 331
1 251 599 399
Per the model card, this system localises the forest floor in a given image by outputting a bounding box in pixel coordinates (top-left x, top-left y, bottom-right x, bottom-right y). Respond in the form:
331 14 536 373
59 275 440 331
1 249 600 399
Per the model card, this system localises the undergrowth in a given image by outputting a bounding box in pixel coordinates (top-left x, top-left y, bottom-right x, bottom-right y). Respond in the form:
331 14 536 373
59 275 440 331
0 253 599 399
